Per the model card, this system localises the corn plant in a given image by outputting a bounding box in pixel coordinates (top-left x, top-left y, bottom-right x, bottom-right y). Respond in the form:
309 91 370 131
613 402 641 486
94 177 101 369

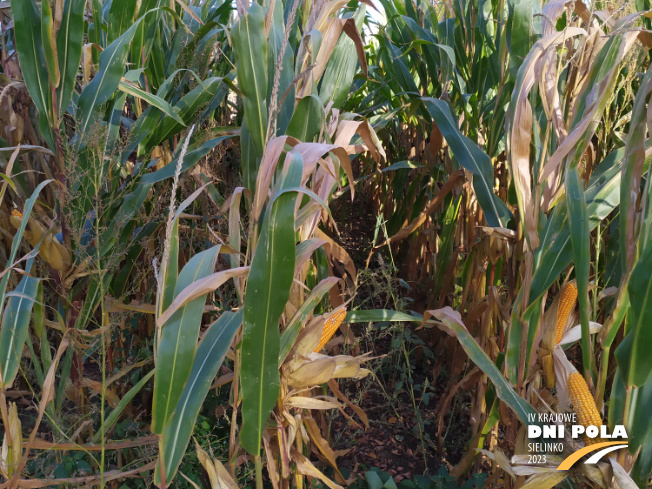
1 0 385 486
327 0 652 486
400 3 652 488
2 0 652 488
1 0 236 485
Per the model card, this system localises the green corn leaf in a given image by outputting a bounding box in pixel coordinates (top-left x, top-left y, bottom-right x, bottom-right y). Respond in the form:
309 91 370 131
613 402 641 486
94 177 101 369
529 146 642 305
160 219 180 315
427 307 538 425
176 21 223 71
240 152 303 455
422 97 511 228
433 194 462 300
631 429 652 487
506 0 541 74
397 15 456 94
319 6 367 109
145 19 167 89
626 374 652 456
267 0 294 136
119 68 210 159
240 122 259 191
615 238 652 388
90 0 104 50
565 166 592 374
33 281 45 338
0 275 40 388
117 80 186 126
152 245 220 433
231 3 268 159
155 311 242 486
141 135 235 185
108 0 139 44
40 0 60 89
384 42 420 96
609 366 652 484
10 0 52 120
286 95 324 142
104 90 129 158
608 368 626 429
76 11 158 141
129 0 158 71
143 77 225 152
93 369 155 443
620 70 652 273
345 310 423 323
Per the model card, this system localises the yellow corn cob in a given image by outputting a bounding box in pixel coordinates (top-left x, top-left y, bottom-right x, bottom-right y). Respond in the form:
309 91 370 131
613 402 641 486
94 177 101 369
314 308 347 352
8 213 71 272
556 282 578 344
568 372 602 445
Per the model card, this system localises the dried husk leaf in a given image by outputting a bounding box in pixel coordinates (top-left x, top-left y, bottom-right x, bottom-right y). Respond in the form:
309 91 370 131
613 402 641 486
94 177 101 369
285 357 337 388
0 402 22 478
291 446 344 489
194 440 240 489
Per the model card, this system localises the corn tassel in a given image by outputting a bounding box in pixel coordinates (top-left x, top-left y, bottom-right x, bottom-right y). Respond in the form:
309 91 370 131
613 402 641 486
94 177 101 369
556 282 578 344
568 372 602 445
314 308 346 352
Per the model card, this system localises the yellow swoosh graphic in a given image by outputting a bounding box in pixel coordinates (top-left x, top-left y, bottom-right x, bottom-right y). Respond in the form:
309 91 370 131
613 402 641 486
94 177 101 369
556 442 628 471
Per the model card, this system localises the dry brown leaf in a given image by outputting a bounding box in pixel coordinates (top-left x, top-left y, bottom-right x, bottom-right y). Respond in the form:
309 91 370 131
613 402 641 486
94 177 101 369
26 436 157 451
253 135 301 220
327 378 369 427
476 448 516 479
291 447 344 489
539 28 639 184
0 461 156 489
0 402 21 479
285 396 342 410
341 18 367 76
263 432 281 489
510 28 587 249
157 266 250 327
80 379 122 410
304 417 346 483
195 439 239 489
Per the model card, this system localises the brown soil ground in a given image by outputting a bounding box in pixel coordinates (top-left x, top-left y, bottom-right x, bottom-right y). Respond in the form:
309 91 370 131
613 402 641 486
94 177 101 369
327 185 475 481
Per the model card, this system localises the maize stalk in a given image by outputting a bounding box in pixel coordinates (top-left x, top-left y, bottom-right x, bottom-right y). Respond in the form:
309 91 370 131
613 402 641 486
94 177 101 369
568 371 603 445
556 281 578 345
314 308 346 352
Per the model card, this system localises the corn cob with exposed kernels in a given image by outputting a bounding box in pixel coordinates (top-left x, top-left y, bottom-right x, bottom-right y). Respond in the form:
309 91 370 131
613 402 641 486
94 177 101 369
568 371 603 445
556 281 578 345
314 308 347 352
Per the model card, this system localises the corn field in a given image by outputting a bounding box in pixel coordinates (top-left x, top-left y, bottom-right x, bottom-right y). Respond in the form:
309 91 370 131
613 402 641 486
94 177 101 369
0 0 651 487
